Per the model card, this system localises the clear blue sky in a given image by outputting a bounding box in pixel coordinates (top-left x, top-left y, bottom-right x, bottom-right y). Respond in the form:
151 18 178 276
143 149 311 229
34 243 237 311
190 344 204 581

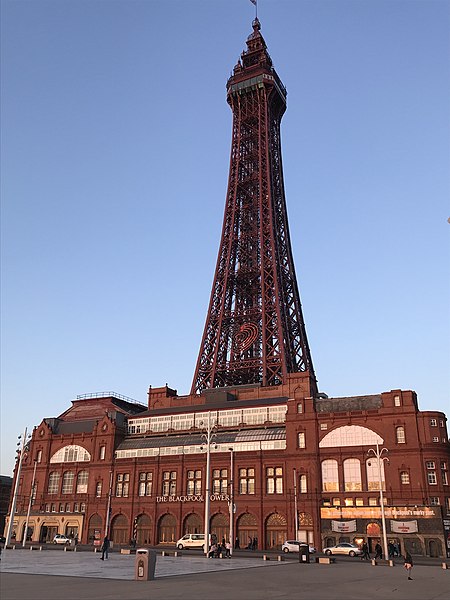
1 0 449 475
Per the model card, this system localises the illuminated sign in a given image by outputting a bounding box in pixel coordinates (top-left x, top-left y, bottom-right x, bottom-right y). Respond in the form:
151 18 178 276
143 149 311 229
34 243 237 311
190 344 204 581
321 506 438 520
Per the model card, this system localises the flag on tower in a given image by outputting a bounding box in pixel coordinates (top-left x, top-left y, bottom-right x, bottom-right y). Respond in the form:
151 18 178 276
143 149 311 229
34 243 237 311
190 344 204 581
249 0 257 5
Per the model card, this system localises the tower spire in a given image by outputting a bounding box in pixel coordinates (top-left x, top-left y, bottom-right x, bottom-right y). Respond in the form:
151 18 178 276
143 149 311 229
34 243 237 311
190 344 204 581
191 22 317 396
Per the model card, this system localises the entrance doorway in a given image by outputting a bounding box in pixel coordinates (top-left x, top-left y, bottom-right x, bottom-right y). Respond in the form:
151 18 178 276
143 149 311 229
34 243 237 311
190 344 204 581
210 513 228 546
236 513 257 549
158 514 176 543
265 513 287 550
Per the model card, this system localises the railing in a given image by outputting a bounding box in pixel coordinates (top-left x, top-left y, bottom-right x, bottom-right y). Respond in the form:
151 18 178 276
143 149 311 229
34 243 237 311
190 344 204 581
76 391 146 408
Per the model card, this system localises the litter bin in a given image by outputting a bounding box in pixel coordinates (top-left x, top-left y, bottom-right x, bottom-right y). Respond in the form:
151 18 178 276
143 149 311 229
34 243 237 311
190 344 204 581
299 544 310 563
135 548 156 581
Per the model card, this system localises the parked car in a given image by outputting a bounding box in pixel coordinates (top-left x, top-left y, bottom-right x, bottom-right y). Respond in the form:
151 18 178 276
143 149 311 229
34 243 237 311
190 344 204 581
176 533 205 550
282 540 316 554
322 543 362 557
53 534 71 545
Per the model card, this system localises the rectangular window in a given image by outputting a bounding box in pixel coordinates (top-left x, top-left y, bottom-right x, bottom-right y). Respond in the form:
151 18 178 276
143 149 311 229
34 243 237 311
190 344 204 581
298 432 306 449
426 461 435 469
394 395 401 407
433 437 439 442
187 470 202 495
96 482 102 498
440 420 445 427
59 503 64 512
297 403 303 414
99 446 106 460
369 497 377 506
427 472 437 485
115 473 130 497
65 503 71 512
344 498 354 506
138 472 153 497
445 497 450 513
266 466 283 494
162 471 177 495
239 468 255 495
212 469 227 494
442 471 448 486
429 497 440 505
320 423 328 431
400 471 410 485
36 450 42 463
355 498 364 506
332 497 340 506
430 419 437 427
322 498 331 507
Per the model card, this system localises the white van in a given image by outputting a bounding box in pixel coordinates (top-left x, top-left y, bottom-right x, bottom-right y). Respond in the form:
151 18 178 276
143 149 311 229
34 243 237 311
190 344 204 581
176 533 205 550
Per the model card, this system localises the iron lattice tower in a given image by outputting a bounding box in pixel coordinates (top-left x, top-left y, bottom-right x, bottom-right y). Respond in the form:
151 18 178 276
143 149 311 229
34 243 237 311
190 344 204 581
192 19 317 395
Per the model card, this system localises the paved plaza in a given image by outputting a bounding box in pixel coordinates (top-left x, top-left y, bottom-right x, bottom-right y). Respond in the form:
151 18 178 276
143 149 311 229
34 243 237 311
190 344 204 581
0 547 449 600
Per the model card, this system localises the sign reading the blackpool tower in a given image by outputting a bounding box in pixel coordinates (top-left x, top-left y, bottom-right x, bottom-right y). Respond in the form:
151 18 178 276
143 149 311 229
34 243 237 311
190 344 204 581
156 493 230 503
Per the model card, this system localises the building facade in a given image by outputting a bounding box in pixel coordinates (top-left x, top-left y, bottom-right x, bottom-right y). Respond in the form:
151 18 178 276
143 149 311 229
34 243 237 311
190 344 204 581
4 21 450 558
5 382 450 557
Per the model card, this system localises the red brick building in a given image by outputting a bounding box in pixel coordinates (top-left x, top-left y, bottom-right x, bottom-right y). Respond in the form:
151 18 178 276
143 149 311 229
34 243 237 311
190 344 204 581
6 378 449 557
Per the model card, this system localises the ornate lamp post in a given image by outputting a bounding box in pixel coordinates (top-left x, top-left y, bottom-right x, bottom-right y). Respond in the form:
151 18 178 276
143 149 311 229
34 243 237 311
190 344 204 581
200 413 217 557
5 428 31 546
22 459 38 547
293 468 299 541
368 442 389 561
228 447 234 555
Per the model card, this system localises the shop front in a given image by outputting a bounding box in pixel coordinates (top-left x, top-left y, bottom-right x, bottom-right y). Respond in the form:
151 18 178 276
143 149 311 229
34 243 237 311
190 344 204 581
321 505 445 557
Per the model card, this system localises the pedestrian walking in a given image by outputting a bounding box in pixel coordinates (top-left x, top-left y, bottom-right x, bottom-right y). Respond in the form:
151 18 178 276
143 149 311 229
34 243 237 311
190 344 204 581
361 542 370 561
374 542 382 559
100 536 110 560
404 551 413 580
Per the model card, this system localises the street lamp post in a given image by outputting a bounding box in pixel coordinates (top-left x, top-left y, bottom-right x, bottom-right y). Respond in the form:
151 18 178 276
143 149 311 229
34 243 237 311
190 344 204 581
200 412 216 557
22 459 38 547
5 428 31 547
228 447 234 555
368 442 389 561
293 468 299 541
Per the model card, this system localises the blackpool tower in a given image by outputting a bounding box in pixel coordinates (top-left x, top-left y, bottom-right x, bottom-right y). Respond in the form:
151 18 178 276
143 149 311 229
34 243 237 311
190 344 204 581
192 19 317 396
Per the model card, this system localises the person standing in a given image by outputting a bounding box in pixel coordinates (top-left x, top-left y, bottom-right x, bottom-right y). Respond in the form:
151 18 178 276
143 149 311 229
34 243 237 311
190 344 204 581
404 551 413 580
100 536 110 560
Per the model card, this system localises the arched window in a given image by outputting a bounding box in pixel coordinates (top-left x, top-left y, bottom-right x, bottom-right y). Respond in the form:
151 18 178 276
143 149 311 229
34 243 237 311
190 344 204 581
322 460 339 492
50 445 91 463
400 471 410 485
76 471 88 494
319 426 383 448
366 458 385 491
62 471 74 494
343 459 362 491
47 472 60 494
396 426 406 444
299 474 307 493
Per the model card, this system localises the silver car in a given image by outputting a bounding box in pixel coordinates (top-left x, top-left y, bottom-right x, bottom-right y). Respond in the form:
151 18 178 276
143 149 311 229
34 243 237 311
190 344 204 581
282 540 316 554
322 542 362 557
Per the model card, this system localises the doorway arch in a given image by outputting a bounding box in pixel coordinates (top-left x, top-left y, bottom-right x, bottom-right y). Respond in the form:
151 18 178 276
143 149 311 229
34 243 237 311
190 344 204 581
158 513 176 544
136 514 152 546
110 514 128 545
88 513 102 545
265 513 287 550
210 512 228 546
236 513 257 549
184 513 202 535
